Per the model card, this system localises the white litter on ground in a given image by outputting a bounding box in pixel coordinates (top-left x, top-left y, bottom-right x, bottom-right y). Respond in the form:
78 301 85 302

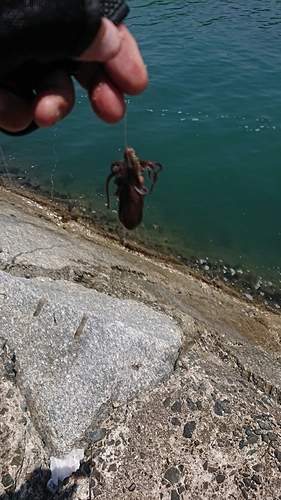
46 448 84 494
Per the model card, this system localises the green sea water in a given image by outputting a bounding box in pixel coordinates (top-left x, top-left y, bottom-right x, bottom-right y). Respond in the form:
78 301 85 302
1 0 280 308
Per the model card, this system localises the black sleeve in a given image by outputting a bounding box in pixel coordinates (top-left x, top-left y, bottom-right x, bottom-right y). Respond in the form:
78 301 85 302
0 0 129 78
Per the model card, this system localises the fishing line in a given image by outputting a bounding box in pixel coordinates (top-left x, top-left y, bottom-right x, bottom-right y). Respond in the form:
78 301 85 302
50 124 58 201
123 109 128 149
0 142 13 188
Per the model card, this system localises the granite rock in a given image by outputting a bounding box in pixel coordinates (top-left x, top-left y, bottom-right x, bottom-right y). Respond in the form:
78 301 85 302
0 271 182 456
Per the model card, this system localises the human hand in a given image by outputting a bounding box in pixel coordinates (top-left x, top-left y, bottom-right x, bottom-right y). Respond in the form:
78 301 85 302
0 18 148 134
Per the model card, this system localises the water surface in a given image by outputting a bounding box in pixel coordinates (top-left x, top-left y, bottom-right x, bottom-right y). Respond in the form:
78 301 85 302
1 0 280 308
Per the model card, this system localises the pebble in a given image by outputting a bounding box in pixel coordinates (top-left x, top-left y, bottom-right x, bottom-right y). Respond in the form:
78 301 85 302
258 420 272 430
246 449 257 456
262 433 269 443
128 482 136 492
20 396 27 412
93 487 102 497
105 439 114 446
89 428 107 444
196 400 202 410
171 417 181 426
5 361 15 374
108 463 117 472
163 397 171 408
239 379 248 388
246 432 258 445
186 397 196 411
267 432 277 441
253 429 261 435
164 467 181 485
241 488 248 499
183 421 196 438
11 455 22 466
216 473 225 484
243 477 251 488
239 439 245 449
252 474 261 485
214 399 231 416
6 388 15 399
1 473 14 489
274 449 281 462
171 401 181 413
171 490 180 500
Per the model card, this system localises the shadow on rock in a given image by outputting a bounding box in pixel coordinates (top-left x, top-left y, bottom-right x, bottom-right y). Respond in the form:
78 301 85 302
0 465 88 500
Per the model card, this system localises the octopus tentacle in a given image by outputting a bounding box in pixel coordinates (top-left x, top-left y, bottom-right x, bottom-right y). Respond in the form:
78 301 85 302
106 171 118 209
134 185 148 196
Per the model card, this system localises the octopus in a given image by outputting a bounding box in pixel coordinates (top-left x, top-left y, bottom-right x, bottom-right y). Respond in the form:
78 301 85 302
106 147 163 230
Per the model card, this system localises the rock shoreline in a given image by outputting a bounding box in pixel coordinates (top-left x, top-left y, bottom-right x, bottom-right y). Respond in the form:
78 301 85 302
1 170 279 310
0 185 281 499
